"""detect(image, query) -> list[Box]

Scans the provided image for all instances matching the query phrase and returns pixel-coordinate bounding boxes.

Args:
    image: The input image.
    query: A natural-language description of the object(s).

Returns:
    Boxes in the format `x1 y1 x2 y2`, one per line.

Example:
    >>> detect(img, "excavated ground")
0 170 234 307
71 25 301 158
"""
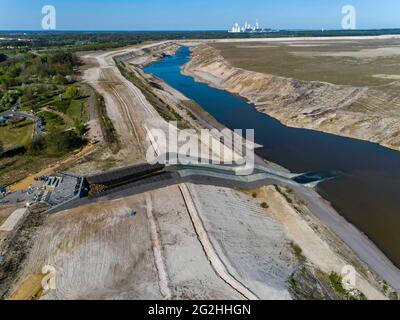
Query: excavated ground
183 41 400 151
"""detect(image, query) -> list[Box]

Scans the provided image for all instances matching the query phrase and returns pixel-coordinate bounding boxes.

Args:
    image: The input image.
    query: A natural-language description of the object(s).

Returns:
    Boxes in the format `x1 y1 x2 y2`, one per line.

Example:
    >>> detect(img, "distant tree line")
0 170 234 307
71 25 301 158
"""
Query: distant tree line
1 29 400 52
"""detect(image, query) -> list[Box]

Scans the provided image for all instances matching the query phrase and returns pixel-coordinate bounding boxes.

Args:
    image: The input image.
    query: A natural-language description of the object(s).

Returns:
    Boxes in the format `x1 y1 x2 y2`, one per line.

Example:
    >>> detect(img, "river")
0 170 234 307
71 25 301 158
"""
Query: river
144 47 400 269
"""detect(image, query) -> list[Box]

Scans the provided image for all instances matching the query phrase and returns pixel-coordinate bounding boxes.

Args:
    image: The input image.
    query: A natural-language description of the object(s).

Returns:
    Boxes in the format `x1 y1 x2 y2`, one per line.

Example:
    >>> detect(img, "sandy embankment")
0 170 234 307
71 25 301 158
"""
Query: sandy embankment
261 186 387 300
9 184 301 300
80 41 244 170
9 182 387 300
182 44 400 151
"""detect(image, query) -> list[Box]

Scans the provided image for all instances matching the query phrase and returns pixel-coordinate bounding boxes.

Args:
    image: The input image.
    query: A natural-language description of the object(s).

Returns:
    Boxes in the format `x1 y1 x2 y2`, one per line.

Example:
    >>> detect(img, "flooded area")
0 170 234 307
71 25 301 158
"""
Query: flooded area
144 47 400 268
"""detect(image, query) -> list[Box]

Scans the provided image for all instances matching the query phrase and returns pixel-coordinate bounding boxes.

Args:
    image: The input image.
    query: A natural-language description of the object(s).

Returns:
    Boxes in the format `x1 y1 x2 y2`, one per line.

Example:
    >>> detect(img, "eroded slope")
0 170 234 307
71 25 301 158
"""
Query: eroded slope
183 44 400 151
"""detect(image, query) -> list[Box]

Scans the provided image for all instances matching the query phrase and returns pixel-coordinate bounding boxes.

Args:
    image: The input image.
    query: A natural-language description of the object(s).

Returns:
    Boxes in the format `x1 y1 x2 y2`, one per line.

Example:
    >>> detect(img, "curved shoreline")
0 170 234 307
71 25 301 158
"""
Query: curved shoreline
181 43 400 153
141 44 400 293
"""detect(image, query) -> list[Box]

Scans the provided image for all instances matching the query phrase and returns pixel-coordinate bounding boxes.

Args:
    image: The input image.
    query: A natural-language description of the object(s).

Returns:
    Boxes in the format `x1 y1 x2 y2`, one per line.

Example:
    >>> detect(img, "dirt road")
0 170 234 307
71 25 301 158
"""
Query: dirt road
81 42 242 167
82 46 160 162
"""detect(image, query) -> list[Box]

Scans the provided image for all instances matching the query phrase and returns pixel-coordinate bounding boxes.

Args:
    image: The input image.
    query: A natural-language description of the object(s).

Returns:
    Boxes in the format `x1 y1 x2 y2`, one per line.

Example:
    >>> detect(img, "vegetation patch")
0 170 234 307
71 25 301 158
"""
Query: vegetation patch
116 62 188 128
290 241 307 263
289 277 298 290
0 120 34 149
67 99 87 123
328 272 348 296
95 92 120 153
37 111 66 132
260 202 269 209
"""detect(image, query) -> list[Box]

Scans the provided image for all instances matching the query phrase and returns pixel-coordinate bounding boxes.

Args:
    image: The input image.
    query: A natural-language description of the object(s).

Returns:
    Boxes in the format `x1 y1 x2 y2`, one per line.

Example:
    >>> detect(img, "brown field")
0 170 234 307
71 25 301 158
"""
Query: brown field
185 41 400 151
211 39 400 87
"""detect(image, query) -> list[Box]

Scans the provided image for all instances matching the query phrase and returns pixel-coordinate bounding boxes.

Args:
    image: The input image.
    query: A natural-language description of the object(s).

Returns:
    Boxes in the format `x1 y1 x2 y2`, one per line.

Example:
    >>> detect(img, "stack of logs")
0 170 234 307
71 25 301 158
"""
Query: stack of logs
89 184 108 196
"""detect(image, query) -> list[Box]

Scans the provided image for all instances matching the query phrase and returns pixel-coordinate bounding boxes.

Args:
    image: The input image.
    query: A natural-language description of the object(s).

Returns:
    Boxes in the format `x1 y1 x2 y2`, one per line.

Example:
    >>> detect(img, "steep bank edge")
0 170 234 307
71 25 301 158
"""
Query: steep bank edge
137 44 396 298
182 44 400 152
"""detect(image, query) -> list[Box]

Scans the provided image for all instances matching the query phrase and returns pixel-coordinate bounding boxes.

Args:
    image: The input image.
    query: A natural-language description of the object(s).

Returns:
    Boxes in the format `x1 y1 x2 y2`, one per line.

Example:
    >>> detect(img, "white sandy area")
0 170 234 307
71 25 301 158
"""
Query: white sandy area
292 46 400 58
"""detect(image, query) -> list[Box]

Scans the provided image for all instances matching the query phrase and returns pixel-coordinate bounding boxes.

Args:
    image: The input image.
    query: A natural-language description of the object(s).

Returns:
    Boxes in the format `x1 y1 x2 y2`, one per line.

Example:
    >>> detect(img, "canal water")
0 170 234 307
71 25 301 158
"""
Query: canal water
144 47 400 268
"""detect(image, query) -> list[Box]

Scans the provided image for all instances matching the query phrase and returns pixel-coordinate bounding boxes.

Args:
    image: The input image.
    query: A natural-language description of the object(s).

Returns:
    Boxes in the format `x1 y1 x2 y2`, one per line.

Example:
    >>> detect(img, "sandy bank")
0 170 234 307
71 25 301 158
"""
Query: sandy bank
182 44 400 152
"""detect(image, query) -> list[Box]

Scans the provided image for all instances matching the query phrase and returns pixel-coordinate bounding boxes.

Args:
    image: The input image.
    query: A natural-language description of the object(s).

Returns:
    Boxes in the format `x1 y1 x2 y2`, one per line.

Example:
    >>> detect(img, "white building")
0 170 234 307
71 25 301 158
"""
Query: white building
230 23 241 33
229 19 264 33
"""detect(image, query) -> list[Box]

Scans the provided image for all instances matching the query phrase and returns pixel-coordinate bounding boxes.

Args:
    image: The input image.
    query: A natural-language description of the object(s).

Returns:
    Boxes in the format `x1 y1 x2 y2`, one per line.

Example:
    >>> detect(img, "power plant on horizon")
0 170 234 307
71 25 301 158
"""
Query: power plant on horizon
229 19 273 33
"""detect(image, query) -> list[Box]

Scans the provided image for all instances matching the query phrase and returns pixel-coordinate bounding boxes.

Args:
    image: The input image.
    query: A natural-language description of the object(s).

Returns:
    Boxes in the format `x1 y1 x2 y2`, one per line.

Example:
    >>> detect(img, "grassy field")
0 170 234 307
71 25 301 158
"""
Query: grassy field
0 154 60 187
211 39 400 87
50 97 89 123
37 94 89 130
66 99 88 123
0 120 33 149
37 111 67 132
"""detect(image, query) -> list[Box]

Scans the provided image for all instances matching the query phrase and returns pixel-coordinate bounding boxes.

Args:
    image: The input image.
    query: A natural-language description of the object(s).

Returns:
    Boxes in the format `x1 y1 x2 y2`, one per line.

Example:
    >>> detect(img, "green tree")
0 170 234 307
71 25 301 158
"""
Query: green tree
74 119 86 137
65 85 79 99
45 130 84 155
0 53 8 63
0 90 21 110
54 74 68 85
0 74 16 90
27 137 45 155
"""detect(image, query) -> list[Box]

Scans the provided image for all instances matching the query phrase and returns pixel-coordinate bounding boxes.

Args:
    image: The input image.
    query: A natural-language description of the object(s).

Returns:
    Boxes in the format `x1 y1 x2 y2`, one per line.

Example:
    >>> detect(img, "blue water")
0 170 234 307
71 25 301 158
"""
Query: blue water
144 47 400 268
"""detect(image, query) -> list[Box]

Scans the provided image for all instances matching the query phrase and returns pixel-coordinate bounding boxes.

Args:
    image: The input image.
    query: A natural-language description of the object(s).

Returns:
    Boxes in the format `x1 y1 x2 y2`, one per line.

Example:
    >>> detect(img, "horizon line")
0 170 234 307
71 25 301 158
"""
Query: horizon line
1 27 400 33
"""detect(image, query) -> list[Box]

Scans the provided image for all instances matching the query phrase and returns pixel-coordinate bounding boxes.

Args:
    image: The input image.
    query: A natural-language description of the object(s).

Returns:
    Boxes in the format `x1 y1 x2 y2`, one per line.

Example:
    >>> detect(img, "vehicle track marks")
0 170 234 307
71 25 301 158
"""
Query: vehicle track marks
179 183 259 300
145 193 172 299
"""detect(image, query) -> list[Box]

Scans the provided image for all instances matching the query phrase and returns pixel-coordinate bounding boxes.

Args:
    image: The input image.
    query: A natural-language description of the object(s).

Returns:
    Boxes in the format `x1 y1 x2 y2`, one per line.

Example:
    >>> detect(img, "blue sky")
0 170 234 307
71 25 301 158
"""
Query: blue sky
0 0 399 31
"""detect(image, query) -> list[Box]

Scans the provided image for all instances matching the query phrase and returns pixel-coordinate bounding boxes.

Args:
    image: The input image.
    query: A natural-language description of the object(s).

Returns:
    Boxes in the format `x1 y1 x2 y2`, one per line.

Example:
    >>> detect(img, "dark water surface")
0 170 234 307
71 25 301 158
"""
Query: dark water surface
144 47 400 268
